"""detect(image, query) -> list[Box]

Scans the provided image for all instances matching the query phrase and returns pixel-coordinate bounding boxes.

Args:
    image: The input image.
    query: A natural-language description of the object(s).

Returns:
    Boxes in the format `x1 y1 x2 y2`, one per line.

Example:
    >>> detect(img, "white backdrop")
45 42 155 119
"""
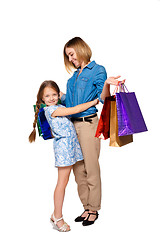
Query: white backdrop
0 0 160 239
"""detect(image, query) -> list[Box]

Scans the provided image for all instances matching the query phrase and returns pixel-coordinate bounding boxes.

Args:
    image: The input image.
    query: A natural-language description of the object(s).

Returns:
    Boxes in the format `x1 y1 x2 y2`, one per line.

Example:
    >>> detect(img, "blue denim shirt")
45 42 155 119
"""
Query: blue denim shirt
61 61 107 118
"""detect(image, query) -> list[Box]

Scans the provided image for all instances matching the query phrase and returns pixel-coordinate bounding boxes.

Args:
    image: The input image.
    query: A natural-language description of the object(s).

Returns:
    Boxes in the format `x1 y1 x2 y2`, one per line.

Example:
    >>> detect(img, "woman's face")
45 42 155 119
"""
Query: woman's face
65 47 81 68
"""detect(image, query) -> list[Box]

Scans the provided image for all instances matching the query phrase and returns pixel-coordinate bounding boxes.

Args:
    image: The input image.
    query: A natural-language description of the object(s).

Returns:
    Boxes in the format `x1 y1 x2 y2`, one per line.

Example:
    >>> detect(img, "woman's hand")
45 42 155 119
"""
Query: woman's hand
60 91 65 99
101 76 126 100
105 75 126 86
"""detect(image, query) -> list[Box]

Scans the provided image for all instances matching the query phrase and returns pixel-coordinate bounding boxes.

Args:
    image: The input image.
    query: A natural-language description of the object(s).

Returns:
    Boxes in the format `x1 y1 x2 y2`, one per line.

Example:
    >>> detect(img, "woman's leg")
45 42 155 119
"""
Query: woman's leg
51 166 72 229
73 117 101 224
73 117 101 212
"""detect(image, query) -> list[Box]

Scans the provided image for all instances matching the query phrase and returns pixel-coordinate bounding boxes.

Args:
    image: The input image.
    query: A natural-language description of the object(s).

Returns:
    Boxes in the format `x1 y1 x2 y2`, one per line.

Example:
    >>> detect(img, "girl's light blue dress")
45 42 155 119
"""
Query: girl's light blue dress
44 104 83 167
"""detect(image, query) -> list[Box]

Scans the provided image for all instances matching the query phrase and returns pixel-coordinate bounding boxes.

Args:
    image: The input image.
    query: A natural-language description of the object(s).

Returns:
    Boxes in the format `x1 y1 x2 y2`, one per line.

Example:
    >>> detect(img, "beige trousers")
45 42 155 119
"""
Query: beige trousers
73 116 101 211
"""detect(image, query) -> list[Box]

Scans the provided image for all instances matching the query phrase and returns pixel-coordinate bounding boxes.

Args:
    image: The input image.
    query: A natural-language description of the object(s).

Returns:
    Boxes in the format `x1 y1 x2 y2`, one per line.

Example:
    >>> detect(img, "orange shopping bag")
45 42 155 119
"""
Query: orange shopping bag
109 98 133 147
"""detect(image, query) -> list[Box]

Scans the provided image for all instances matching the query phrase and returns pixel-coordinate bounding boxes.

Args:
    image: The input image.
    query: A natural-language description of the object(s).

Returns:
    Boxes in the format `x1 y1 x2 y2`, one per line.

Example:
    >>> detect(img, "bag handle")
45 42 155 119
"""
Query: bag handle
112 82 129 95
121 83 129 93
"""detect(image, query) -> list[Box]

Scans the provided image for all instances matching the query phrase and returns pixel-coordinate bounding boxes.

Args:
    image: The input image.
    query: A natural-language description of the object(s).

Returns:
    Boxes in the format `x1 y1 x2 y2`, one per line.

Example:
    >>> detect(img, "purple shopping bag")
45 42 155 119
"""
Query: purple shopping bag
116 85 148 136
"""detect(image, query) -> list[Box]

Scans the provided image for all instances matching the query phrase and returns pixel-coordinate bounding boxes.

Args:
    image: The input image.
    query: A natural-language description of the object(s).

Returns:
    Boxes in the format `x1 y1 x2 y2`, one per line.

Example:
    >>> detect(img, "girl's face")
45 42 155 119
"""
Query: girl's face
42 87 59 106
65 47 81 68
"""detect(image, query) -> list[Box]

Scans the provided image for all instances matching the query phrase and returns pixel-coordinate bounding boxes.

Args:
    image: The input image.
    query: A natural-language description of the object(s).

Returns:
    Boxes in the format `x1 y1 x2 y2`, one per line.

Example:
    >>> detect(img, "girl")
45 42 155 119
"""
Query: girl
29 80 99 232
61 37 124 226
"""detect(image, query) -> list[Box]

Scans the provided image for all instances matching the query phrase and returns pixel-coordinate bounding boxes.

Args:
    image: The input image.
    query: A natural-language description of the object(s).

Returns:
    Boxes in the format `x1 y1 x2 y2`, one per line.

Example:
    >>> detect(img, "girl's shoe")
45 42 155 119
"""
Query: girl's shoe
50 214 70 232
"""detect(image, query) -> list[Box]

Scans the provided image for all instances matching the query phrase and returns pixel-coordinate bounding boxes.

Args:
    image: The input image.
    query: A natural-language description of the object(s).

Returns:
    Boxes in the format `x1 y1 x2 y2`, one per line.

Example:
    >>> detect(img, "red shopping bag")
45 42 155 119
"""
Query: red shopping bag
95 96 112 140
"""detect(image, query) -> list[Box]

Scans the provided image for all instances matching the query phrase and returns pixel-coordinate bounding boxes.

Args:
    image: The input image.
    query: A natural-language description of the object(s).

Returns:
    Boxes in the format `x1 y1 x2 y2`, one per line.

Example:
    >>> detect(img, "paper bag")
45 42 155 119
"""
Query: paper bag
95 96 111 139
116 91 148 136
109 99 133 147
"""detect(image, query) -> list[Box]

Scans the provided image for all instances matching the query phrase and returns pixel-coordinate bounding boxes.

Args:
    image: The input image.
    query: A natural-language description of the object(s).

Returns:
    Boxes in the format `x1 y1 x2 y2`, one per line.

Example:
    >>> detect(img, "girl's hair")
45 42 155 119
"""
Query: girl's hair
29 80 60 143
63 37 92 73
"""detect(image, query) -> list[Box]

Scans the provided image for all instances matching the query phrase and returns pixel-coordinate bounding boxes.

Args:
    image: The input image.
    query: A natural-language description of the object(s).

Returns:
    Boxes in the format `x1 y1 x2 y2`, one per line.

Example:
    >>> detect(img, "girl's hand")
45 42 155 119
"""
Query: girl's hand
105 76 126 86
92 98 99 106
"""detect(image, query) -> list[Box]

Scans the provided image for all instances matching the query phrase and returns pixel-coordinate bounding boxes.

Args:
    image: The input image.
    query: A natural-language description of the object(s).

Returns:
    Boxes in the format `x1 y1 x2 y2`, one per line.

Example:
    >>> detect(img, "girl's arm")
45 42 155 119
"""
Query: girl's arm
52 99 99 117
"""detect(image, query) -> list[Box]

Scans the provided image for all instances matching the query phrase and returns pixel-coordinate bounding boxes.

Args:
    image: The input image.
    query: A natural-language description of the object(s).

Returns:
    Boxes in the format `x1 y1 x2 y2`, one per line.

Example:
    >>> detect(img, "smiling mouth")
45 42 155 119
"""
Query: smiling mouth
72 60 79 67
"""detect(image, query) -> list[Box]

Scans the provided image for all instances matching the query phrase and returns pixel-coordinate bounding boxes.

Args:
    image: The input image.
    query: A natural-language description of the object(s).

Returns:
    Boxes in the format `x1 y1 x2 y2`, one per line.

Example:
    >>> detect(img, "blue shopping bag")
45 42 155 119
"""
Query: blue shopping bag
33 104 53 140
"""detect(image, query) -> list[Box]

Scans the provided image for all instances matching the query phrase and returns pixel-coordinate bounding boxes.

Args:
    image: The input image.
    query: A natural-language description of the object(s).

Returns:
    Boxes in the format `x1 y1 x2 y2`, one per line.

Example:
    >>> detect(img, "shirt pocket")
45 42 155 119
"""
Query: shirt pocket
79 77 89 89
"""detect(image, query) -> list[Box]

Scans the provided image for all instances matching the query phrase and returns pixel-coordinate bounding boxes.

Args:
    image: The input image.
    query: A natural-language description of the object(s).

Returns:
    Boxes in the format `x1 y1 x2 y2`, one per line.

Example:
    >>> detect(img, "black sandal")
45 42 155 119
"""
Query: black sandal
75 209 89 222
82 212 99 226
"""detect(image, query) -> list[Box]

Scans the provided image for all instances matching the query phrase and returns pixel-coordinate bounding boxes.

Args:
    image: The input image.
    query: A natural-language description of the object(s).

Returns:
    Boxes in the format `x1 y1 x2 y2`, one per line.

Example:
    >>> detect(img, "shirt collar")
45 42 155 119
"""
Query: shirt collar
85 60 96 69
77 60 96 72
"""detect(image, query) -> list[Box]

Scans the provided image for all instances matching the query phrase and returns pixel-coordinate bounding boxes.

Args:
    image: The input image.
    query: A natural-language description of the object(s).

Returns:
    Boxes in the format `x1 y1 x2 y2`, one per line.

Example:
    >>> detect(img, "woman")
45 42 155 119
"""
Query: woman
61 37 122 226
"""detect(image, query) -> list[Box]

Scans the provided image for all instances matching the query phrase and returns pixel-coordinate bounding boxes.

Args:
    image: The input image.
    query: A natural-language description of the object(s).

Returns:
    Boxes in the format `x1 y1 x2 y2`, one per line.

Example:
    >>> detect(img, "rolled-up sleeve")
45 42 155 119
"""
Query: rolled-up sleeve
60 94 66 106
93 66 107 104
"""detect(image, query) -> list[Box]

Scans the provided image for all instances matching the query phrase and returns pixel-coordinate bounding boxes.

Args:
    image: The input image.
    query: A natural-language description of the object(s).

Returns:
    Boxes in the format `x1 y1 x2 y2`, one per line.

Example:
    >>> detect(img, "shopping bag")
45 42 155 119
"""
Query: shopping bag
116 85 148 136
109 99 133 147
95 96 111 140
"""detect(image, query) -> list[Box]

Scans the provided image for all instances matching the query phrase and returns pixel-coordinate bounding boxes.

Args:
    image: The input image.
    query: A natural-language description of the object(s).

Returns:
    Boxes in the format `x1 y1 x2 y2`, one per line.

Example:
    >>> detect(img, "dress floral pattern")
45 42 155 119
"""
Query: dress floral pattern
44 104 83 167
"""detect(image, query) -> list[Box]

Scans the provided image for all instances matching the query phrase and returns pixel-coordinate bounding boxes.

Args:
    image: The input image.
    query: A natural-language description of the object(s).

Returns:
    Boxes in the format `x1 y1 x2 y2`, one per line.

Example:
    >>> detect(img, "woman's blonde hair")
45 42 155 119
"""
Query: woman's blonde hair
29 80 60 143
63 37 92 73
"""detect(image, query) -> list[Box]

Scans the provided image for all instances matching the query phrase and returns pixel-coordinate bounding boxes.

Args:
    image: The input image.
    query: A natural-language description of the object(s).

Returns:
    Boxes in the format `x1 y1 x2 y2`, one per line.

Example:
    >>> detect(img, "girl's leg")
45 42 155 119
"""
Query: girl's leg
51 166 72 229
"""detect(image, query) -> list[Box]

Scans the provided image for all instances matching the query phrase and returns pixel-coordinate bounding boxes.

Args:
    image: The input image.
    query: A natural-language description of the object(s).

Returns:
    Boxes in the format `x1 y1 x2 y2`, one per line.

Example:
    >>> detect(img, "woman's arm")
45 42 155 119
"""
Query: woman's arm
101 76 125 100
100 82 111 100
52 99 99 117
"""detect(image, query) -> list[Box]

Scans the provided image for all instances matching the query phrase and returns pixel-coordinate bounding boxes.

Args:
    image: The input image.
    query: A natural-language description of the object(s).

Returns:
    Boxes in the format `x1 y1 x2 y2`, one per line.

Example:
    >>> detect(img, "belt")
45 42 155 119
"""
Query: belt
71 113 97 123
